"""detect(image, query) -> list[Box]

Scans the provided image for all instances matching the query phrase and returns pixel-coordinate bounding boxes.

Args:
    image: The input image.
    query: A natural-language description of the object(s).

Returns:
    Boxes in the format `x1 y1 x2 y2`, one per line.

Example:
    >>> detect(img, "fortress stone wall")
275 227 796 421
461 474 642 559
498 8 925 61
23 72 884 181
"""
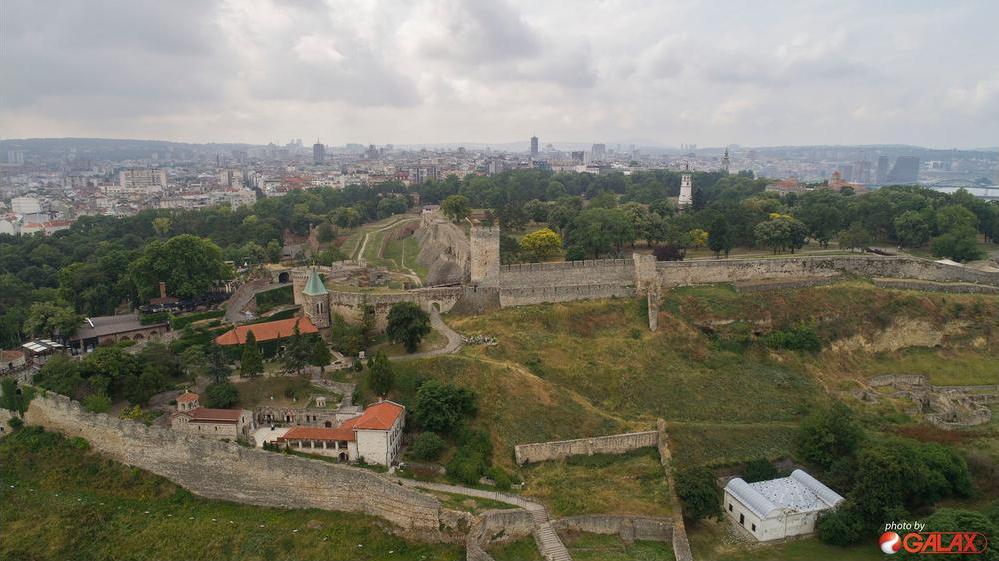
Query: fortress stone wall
514 431 659 465
499 259 635 289
22 392 446 537
552 515 674 543
498 283 635 307
654 256 999 288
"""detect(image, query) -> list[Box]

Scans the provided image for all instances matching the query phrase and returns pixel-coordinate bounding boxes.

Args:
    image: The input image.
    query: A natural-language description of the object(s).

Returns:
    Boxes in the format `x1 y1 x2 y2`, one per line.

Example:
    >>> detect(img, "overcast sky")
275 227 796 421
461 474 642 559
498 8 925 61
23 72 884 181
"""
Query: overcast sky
2 0 997 148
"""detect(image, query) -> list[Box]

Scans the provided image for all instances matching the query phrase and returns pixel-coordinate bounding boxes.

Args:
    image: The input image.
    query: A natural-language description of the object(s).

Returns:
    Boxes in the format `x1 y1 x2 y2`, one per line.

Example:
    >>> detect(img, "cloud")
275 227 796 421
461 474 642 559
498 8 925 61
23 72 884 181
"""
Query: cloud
1 0 997 147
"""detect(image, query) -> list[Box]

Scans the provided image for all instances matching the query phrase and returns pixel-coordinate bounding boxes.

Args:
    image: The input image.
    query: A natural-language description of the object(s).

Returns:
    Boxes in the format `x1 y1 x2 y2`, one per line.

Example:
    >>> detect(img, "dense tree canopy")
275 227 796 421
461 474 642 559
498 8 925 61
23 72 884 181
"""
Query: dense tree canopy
128 234 231 301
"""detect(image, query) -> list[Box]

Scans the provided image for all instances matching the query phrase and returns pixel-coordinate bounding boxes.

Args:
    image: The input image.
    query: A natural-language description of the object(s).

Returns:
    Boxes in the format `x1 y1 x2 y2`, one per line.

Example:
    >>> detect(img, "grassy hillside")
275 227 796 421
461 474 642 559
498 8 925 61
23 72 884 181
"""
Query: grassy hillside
0 427 462 561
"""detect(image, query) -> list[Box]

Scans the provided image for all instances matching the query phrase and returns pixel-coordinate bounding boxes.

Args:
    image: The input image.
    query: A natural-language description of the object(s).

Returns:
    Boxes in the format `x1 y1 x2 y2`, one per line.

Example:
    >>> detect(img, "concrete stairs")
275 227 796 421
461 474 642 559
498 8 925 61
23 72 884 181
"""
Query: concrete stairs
529 506 572 561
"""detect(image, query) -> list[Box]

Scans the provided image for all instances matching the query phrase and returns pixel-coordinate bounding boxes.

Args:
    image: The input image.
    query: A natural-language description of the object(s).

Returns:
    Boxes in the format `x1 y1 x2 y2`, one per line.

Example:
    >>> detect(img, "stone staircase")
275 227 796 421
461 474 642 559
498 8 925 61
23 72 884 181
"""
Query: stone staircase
529 506 572 561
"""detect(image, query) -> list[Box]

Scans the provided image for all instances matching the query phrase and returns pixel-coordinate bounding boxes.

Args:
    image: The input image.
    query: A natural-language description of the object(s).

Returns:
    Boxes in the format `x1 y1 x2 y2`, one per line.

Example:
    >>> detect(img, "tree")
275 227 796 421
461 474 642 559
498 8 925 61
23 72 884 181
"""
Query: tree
0 378 34 416
209 345 230 384
519 228 563 262
687 228 709 249
240 330 264 378
743 459 779 483
817 505 865 546
441 195 470 222
796 403 864 470
316 222 336 243
282 322 310 375
204 381 239 408
411 431 446 461
566 208 635 258
895 509 998 561
931 206 984 262
152 217 172 237
360 299 376 350
128 234 232 301
675 466 721 523
705 215 732 257
797 190 844 248
893 210 931 247
413 380 477 434
23 300 81 339
838 222 872 252
310 338 332 376
386 302 431 353
367 351 394 395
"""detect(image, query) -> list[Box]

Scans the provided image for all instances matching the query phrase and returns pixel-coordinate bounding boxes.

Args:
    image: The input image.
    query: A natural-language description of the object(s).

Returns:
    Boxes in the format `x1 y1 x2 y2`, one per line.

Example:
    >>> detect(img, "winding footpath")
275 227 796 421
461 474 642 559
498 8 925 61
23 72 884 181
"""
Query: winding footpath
388 309 462 361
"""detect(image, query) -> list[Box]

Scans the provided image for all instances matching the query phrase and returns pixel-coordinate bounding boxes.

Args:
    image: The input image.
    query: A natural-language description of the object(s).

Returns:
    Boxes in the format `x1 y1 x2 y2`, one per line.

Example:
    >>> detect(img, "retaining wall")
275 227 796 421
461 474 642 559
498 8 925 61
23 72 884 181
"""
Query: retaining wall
22 393 445 537
873 278 999 294
514 431 658 465
499 284 635 307
552 515 674 543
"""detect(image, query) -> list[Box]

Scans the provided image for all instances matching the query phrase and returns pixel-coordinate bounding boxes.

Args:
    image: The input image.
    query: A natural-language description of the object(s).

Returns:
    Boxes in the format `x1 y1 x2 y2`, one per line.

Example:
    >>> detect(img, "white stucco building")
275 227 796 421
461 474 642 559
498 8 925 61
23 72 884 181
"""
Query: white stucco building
276 400 405 466
723 469 844 541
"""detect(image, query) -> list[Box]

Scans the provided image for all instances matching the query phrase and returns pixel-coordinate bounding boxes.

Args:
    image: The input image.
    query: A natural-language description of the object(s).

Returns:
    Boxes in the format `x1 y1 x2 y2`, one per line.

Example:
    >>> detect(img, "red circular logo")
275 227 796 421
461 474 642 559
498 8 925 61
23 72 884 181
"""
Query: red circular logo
880 532 902 554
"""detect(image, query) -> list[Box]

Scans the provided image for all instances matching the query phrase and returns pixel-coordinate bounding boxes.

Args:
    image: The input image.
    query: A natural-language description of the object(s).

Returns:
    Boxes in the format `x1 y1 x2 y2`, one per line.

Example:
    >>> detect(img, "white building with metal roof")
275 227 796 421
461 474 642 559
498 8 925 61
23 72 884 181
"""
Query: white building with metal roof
723 469 844 541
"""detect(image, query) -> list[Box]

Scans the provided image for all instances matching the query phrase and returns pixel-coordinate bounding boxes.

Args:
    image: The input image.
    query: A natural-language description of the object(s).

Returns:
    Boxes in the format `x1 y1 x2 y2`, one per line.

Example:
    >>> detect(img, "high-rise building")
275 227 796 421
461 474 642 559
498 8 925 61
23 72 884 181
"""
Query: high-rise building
570 151 586 163
119 168 167 190
854 160 872 184
6 150 24 165
591 143 606 161
313 140 325 165
886 156 920 184
530 136 539 157
875 156 890 184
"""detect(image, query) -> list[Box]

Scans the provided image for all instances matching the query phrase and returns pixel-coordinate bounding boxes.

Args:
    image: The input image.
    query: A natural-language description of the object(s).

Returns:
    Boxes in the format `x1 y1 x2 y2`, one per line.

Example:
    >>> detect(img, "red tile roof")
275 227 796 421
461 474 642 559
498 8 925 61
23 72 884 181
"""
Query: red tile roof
214 316 317 346
177 392 199 403
186 408 244 423
351 401 404 431
279 426 356 442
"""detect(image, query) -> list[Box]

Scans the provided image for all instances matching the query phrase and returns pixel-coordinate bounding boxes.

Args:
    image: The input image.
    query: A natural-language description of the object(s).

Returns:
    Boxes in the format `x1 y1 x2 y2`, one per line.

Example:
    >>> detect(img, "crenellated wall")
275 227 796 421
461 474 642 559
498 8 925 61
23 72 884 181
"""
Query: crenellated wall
22 392 447 538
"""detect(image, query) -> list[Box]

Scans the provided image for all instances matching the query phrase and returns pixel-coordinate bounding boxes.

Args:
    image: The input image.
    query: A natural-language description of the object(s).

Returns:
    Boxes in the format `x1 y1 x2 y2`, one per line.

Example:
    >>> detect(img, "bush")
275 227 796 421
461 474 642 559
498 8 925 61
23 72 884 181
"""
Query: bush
411 432 446 461
445 429 492 486
765 324 821 352
205 381 239 408
795 402 864 470
675 466 720 523
83 393 112 413
817 505 865 546
8 417 23 430
413 381 477 434
742 459 779 483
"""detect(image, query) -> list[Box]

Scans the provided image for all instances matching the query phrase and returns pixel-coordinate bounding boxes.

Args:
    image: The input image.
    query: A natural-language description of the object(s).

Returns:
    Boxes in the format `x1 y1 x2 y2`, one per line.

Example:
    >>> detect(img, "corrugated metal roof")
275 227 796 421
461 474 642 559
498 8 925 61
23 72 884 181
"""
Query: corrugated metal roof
790 469 845 507
726 477 778 518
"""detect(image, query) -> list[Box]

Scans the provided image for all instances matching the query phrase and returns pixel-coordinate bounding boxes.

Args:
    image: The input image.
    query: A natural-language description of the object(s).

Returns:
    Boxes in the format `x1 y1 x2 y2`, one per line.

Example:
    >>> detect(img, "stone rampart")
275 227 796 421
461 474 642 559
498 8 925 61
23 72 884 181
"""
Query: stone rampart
327 286 466 329
499 259 635 289
873 278 999 294
23 392 445 537
552 515 674 543
656 256 999 288
514 431 658 465
499 284 635 308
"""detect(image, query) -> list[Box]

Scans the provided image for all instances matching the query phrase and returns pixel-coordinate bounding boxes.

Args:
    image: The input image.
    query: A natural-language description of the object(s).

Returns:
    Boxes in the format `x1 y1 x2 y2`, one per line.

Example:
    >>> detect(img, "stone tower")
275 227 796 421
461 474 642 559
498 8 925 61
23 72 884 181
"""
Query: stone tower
469 220 500 287
301 267 330 328
678 164 693 209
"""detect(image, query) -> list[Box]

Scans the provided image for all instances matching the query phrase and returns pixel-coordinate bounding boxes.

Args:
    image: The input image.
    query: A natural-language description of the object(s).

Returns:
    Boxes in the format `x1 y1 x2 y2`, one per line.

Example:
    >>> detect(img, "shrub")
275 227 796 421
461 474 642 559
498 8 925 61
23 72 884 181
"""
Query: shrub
83 393 112 413
675 466 720 523
795 402 864 470
8 417 23 430
205 381 239 408
742 458 779 483
765 324 821 352
817 505 865 546
411 432 446 461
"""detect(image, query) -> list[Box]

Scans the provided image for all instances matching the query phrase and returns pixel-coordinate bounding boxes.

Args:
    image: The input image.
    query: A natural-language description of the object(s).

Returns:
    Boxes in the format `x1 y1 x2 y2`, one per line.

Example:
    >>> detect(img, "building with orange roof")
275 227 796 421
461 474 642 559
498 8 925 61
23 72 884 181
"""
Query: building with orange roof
171 406 254 440
276 400 405 465
176 390 200 412
214 316 317 346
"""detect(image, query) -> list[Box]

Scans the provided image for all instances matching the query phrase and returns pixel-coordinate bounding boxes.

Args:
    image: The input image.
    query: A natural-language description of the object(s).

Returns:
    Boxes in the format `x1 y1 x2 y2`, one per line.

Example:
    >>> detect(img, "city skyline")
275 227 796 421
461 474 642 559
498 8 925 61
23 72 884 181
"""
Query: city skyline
2 0 998 149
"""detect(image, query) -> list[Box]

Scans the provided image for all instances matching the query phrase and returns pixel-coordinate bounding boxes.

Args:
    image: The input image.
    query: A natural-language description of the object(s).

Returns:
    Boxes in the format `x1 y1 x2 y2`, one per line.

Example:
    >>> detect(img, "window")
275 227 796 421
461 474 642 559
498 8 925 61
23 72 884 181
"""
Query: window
739 513 744 526
751 523 756 532
728 504 733 512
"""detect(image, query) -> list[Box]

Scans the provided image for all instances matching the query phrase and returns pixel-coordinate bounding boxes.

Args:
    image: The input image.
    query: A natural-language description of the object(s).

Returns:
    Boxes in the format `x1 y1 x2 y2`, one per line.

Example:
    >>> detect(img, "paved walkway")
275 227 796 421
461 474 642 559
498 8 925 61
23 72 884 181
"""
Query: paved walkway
387 309 462 361
391 478 572 561
224 279 284 323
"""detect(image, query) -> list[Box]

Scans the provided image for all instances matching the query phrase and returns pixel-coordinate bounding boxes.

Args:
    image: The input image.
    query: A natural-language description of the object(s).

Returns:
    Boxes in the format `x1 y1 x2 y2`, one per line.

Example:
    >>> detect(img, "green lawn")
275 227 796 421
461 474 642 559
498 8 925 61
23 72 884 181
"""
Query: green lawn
255 285 294 313
665 422 798 469
522 449 673 518
0 427 462 561
561 532 676 561
234 375 337 409
383 235 429 280
487 536 543 561
859 347 999 386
